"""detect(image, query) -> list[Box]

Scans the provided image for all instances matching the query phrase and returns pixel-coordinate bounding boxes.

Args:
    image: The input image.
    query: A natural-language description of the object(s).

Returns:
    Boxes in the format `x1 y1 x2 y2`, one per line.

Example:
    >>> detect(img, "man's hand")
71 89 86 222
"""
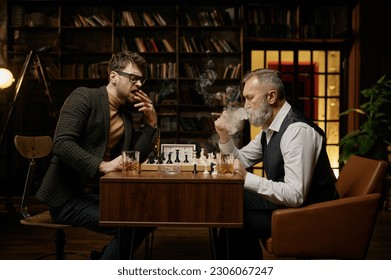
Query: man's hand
214 110 231 144
99 155 122 174
133 90 158 127
234 158 247 178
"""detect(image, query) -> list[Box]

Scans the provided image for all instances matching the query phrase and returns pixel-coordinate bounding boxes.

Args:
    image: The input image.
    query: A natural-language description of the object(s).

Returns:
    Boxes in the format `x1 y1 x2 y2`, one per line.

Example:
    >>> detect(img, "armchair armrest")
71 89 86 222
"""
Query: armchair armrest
268 193 381 259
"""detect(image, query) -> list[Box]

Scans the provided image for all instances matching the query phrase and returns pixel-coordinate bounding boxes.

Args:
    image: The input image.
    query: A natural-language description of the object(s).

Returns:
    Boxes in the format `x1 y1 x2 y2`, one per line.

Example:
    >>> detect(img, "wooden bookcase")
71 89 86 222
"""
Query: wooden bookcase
6 0 243 153
5 1 356 151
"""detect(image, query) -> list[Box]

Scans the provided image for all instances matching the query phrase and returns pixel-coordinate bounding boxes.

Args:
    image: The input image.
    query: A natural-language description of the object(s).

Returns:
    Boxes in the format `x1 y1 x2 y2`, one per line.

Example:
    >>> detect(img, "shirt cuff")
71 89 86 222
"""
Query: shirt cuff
244 172 263 193
218 138 235 152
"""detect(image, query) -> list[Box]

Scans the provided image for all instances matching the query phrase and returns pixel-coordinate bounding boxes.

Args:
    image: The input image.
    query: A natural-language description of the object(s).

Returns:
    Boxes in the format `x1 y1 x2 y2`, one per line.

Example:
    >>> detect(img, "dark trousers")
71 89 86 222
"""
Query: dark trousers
49 193 155 259
216 190 282 260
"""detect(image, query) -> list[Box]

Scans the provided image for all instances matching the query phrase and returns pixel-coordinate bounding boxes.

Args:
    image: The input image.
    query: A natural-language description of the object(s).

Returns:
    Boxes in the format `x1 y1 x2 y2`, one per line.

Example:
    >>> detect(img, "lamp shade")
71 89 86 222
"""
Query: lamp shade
0 68 14 89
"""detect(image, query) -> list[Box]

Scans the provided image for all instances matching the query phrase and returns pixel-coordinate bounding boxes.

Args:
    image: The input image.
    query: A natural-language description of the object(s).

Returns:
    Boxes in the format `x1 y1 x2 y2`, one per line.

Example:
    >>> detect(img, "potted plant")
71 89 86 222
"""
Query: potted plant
339 75 391 163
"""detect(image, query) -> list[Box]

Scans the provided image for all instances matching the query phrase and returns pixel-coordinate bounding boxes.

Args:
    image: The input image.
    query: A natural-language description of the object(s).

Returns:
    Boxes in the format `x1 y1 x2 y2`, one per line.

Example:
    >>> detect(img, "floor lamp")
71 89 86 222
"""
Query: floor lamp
0 68 14 90
0 49 53 147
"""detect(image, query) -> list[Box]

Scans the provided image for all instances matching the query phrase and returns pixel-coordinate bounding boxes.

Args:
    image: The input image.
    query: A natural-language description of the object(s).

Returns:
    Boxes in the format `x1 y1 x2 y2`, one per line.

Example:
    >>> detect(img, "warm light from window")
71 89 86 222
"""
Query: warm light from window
0 68 15 90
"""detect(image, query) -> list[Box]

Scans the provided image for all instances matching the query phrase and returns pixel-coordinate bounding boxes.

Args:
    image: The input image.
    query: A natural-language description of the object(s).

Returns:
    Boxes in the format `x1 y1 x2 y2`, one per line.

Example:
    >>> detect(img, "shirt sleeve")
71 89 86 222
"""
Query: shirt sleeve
244 122 323 207
219 132 264 169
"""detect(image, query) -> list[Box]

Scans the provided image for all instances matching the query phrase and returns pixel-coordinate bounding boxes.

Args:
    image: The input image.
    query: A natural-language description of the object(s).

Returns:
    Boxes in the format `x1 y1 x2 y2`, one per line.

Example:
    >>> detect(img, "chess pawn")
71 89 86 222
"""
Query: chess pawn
211 163 218 176
192 163 198 174
203 163 209 175
166 152 173 164
175 149 180 163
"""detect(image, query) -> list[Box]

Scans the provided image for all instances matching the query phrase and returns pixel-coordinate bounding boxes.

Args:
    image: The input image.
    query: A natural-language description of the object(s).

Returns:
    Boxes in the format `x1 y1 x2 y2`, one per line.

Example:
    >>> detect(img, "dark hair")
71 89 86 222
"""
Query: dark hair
242 68 285 100
108 51 146 73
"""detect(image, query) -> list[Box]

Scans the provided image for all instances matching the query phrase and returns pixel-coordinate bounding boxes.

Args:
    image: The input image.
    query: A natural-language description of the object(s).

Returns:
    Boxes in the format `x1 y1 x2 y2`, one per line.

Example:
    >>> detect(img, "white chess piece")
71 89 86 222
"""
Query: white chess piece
203 163 209 175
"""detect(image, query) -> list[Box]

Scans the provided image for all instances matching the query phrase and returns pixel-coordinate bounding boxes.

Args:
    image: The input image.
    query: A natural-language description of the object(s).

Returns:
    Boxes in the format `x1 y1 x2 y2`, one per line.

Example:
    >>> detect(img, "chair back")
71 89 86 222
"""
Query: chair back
14 135 52 159
336 155 388 198
14 135 52 218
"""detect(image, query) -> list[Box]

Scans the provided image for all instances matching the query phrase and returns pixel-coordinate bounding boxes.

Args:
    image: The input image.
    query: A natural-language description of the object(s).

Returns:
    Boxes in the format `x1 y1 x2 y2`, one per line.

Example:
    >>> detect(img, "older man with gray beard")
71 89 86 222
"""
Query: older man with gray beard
214 68 338 259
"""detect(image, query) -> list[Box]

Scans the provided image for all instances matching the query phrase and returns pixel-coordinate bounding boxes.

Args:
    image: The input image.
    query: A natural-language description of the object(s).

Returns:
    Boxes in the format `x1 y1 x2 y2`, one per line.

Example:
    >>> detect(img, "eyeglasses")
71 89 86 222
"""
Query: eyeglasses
116 71 145 85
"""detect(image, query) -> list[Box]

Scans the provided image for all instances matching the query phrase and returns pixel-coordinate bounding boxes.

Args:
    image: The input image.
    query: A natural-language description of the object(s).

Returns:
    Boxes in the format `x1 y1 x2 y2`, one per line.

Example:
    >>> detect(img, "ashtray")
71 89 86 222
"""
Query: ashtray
158 164 181 175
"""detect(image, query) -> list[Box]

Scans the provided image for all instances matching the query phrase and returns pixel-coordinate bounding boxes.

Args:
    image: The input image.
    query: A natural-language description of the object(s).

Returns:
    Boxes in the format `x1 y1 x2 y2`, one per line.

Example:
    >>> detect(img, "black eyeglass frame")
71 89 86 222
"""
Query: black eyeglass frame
115 71 145 85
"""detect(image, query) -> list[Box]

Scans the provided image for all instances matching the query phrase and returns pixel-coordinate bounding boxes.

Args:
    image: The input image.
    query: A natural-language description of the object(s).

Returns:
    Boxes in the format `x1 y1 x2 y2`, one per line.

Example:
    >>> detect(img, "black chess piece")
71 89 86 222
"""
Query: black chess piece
147 152 155 164
175 149 180 163
210 162 216 175
166 152 173 164
184 154 189 163
192 164 198 174
157 153 164 164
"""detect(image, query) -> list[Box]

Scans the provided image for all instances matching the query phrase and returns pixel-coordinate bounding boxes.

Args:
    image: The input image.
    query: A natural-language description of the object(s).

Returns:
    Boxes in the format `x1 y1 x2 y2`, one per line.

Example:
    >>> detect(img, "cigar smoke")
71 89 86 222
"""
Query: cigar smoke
219 107 249 135
195 59 217 105
195 57 248 135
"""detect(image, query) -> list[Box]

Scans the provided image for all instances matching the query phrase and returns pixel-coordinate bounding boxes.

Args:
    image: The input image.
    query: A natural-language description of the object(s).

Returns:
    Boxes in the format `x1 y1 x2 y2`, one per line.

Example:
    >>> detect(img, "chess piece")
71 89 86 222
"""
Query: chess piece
175 149 180 162
157 153 164 164
147 152 155 164
184 154 189 163
211 163 218 176
166 152 173 164
192 164 198 174
203 163 209 175
209 162 215 175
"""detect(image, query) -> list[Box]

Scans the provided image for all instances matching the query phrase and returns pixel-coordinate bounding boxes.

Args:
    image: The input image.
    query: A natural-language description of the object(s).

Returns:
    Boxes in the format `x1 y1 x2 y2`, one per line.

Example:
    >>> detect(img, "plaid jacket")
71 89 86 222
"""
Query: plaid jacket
36 86 158 207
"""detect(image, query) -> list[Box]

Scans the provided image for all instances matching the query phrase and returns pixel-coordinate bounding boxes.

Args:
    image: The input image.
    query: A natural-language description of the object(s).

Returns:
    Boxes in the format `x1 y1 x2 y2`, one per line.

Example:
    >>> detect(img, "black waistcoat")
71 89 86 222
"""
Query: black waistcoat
263 108 338 205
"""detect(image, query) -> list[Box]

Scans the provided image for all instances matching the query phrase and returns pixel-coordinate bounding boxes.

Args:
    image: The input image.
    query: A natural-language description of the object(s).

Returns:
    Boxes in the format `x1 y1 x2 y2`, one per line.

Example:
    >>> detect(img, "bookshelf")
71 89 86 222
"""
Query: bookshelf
6 1 356 153
244 1 354 39
6 1 243 153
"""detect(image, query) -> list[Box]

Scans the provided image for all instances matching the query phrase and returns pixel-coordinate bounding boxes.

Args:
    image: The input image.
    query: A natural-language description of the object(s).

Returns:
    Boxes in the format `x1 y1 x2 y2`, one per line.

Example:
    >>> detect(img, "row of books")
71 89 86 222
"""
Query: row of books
179 9 234 27
24 12 59 27
118 11 168 27
121 37 175 53
182 63 241 79
65 13 112 27
246 5 350 38
61 62 109 79
145 62 177 79
182 63 201 79
179 37 237 53
222 63 241 79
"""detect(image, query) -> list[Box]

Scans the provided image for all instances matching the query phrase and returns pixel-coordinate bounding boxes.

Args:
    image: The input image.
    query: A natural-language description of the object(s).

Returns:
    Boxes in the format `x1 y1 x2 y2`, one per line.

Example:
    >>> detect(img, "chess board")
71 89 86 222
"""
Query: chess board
141 159 210 172
141 143 214 172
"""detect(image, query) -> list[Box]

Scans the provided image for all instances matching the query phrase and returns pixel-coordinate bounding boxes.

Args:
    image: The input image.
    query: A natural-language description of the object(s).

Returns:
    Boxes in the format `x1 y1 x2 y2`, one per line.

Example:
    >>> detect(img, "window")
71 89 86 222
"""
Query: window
249 49 342 176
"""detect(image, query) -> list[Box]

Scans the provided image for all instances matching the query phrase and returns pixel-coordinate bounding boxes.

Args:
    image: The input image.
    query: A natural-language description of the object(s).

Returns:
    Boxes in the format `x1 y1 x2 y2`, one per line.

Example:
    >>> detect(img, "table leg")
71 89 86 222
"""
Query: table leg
225 229 230 259
209 228 218 259
117 227 124 260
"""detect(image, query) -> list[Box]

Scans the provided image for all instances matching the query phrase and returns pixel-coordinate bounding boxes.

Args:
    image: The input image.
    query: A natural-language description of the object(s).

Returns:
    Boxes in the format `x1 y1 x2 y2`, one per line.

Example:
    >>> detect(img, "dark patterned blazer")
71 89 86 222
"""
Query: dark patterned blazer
36 86 158 207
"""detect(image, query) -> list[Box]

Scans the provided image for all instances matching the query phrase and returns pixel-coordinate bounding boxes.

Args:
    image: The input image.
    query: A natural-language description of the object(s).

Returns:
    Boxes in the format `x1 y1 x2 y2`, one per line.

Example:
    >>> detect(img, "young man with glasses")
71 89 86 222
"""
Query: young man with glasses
36 51 159 259
214 68 338 259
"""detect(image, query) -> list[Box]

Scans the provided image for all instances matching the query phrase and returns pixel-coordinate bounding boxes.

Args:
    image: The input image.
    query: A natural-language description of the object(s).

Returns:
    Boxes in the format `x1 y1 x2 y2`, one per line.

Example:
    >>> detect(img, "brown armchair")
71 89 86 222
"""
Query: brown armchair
262 155 388 259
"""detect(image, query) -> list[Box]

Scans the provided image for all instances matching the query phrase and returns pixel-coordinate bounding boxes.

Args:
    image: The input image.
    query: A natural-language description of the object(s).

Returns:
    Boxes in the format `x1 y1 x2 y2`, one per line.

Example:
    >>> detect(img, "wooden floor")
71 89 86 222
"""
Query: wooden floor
1 196 390 260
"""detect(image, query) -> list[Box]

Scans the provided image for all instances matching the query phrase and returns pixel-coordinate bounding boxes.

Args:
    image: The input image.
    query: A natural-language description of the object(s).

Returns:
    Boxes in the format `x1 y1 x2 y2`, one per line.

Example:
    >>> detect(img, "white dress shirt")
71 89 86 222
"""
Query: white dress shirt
219 102 323 207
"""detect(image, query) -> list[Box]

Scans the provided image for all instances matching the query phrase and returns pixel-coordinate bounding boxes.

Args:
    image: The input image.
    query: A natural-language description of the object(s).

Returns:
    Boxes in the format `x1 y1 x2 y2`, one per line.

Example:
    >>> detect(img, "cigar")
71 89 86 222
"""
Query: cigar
133 90 153 104
211 112 222 118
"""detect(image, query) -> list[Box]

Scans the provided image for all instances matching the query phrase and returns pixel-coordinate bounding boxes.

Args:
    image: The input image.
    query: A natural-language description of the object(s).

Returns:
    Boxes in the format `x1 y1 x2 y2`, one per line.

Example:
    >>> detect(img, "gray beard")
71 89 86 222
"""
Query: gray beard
249 102 272 127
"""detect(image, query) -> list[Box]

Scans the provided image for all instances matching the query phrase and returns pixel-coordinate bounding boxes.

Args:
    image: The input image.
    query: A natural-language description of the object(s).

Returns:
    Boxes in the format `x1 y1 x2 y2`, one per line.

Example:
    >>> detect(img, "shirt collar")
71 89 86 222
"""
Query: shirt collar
267 101 291 134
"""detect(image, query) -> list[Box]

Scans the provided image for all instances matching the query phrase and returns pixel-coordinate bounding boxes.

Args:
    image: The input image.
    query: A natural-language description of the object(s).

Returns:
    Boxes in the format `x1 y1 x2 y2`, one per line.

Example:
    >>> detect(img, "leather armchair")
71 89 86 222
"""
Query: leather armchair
262 155 388 259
